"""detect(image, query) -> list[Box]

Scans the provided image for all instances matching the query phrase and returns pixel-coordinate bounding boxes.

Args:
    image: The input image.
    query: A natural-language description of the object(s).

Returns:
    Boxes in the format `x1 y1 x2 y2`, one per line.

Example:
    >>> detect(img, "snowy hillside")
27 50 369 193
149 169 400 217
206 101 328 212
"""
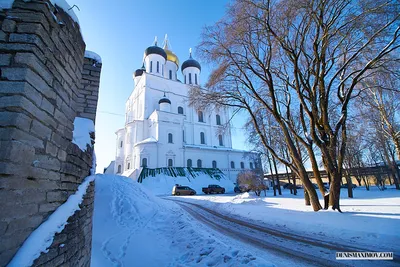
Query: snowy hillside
139 168 236 196
91 174 273 266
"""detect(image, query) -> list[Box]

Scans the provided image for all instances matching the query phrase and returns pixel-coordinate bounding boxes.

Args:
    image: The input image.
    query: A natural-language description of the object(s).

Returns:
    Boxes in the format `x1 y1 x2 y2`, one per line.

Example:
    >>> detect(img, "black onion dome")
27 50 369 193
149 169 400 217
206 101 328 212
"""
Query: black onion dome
144 46 167 60
134 68 144 77
181 58 201 72
158 97 171 104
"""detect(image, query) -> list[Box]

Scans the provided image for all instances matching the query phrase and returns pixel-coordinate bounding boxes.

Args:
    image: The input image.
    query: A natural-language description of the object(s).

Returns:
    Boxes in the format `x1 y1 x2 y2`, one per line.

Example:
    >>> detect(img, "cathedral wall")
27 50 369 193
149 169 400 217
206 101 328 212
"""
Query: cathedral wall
0 1 100 266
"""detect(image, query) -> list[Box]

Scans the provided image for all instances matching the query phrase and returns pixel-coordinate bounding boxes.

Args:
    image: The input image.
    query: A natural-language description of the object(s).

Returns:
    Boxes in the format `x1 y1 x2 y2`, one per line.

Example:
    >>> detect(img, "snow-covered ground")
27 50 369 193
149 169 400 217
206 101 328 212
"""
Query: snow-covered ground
173 187 400 253
140 172 235 196
91 174 273 266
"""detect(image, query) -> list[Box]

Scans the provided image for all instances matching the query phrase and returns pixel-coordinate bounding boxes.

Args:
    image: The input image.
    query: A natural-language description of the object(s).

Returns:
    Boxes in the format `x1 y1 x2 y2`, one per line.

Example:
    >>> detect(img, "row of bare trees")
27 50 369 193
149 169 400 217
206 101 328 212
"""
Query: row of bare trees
189 0 400 212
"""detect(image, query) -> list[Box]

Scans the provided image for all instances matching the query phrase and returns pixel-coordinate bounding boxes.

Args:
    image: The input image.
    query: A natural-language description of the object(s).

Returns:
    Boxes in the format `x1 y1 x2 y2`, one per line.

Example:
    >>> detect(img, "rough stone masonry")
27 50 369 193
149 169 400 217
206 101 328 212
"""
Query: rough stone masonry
0 1 101 266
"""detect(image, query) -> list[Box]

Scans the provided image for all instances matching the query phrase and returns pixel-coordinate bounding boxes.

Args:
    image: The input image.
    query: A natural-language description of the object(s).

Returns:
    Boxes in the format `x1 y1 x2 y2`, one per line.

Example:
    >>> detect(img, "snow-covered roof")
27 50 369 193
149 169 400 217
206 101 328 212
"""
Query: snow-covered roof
84 50 102 63
135 137 158 146
0 0 79 24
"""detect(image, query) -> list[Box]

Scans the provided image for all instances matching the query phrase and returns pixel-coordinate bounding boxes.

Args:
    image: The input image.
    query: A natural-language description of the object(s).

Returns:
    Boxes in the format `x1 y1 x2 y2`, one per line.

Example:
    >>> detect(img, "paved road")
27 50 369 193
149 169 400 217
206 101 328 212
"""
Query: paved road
170 199 400 267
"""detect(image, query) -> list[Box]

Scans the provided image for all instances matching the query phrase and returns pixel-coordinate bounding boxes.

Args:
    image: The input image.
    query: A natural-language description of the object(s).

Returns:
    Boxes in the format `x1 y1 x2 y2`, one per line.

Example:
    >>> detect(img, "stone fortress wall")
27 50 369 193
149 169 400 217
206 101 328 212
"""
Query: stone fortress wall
0 1 101 266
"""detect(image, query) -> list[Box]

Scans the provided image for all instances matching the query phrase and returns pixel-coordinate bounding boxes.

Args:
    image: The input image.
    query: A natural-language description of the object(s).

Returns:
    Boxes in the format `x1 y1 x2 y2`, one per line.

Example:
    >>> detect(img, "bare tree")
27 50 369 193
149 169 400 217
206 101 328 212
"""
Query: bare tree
237 170 268 196
192 0 400 212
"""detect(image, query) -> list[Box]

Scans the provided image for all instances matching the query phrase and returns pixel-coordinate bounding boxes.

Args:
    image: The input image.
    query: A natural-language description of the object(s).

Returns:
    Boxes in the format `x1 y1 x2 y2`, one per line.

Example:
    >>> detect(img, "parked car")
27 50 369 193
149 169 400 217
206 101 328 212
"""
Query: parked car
234 185 251 193
202 184 225 194
341 183 357 189
172 185 196 196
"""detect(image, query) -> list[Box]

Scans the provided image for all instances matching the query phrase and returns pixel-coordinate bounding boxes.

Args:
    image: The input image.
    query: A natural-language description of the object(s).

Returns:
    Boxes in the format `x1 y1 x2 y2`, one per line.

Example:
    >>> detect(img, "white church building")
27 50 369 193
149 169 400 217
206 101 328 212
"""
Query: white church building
113 36 261 181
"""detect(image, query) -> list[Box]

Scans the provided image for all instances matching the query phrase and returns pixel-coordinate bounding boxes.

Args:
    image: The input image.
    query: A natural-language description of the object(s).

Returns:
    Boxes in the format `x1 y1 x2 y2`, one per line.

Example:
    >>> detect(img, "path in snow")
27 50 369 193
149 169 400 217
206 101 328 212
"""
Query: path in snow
91 174 274 267
170 199 400 267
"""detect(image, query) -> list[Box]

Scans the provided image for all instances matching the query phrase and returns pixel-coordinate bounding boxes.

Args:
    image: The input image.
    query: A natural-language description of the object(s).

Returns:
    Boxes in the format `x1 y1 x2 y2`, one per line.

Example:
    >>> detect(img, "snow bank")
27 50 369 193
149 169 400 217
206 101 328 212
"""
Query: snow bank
72 117 95 152
9 175 96 267
84 50 102 63
140 171 235 196
178 187 400 253
91 174 273 266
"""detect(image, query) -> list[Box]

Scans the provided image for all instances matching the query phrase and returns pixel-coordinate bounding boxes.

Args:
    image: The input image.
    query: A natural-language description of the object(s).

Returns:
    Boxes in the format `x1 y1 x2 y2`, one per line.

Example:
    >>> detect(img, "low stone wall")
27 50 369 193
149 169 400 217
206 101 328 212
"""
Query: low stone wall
0 0 101 266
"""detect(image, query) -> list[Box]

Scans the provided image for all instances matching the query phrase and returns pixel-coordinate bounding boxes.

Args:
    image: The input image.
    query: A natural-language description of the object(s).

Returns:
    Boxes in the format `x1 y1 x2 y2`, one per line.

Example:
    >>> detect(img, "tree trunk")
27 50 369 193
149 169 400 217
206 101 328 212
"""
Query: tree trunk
304 190 310 206
382 143 400 190
285 165 293 194
306 145 326 195
272 156 282 195
328 171 342 212
266 152 277 196
292 174 297 195
345 170 353 198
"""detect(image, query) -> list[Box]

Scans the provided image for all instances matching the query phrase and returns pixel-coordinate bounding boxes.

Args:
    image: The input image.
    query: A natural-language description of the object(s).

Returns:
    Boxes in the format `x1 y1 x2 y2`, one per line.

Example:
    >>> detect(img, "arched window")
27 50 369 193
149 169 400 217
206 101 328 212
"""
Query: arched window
240 162 244 169
198 111 204 122
195 73 198 85
197 159 202 168
127 163 131 169
120 141 123 148
182 130 185 142
216 114 221 125
168 133 173 143
189 73 192 84
142 158 147 167
250 162 253 169
218 135 223 146
184 75 186 84
117 165 121 173
212 160 217 168
168 159 173 167
169 70 172 79
200 132 205 144
231 161 235 169
187 159 192 167
178 106 184 114
150 61 153 72
157 61 159 73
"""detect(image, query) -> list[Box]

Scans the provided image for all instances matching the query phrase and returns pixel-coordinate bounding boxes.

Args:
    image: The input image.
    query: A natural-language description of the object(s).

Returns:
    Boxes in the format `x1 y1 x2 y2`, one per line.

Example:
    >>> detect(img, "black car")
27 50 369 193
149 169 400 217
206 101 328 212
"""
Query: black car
283 183 302 189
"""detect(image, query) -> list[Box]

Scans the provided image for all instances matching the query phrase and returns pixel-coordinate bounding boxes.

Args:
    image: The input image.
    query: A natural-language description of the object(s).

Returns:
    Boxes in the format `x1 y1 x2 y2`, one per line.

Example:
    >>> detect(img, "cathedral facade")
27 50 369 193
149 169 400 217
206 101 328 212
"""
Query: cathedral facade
114 37 260 181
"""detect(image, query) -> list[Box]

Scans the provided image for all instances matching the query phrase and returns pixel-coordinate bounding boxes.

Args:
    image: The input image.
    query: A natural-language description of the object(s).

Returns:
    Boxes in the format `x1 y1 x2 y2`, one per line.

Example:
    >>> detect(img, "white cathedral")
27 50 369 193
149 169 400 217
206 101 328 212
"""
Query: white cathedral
113 36 261 181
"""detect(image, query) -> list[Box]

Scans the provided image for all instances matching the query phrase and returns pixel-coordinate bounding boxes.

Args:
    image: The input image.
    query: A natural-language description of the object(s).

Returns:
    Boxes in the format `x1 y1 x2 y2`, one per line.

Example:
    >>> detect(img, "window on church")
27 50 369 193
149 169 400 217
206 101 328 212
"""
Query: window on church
231 161 235 169
168 159 173 167
200 132 205 144
157 61 159 73
250 162 253 169
127 163 130 169
142 158 147 167
178 106 184 114
183 130 185 142
117 165 121 173
240 162 244 169
212 160 217 168
168 133 173 143
189 73 192 84
169 70 172 80
120 141 123 148
216 115 221 125
197 159 202 168
195 73 198 85
150 61 153 72
187 159 192 167
218 135 223 146
184 75 186 84
198 111 204 122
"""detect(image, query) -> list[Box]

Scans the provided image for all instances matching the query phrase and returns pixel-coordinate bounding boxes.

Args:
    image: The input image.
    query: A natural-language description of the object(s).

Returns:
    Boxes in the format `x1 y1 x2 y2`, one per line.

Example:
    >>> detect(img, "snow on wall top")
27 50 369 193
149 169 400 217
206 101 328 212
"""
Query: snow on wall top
8 175 96 267
72 117 95 151
84 50 102 63
0 0 79 24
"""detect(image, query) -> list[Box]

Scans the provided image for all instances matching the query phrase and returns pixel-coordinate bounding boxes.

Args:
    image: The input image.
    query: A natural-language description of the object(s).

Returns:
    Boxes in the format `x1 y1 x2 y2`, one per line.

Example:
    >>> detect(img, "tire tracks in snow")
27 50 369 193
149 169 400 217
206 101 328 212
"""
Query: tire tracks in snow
170 199 400 267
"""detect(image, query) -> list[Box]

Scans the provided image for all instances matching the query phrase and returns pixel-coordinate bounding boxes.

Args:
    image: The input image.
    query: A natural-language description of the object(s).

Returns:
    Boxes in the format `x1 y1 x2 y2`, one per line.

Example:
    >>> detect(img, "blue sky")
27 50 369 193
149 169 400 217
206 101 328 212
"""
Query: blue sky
72 0 249 172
